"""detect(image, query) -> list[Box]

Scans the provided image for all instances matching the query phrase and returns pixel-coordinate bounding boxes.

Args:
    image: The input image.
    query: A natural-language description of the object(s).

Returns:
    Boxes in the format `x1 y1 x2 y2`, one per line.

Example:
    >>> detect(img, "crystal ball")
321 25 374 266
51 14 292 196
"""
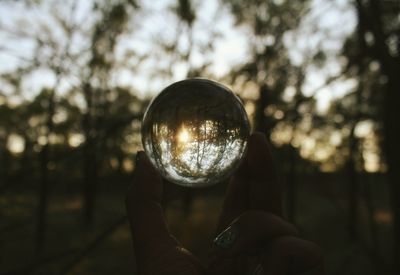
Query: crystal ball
141 79 250 187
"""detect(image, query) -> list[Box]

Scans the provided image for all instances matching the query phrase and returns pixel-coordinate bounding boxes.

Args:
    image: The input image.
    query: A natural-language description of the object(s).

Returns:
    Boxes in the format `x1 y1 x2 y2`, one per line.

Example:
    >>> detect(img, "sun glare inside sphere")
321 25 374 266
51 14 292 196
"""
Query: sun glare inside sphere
177 127 190 143
141 79 250 187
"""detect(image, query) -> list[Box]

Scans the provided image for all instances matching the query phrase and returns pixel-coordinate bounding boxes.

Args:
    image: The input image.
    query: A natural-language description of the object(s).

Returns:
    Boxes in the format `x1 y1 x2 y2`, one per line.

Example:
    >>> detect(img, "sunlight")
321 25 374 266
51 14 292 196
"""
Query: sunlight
177 127 191 144
355 120 373 138
68 133 85 147
7 134 25 154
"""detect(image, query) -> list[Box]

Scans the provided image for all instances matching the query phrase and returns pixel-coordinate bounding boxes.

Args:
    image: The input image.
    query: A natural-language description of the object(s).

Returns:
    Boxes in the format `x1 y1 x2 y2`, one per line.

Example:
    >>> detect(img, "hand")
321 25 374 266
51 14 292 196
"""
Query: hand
126 132 324 275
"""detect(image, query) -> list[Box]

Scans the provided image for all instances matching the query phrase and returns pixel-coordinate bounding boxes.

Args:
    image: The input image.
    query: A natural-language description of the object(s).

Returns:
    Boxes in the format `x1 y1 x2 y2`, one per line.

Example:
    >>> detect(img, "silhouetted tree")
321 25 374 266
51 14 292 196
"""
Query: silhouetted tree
223 0 312 222
347 1 400 273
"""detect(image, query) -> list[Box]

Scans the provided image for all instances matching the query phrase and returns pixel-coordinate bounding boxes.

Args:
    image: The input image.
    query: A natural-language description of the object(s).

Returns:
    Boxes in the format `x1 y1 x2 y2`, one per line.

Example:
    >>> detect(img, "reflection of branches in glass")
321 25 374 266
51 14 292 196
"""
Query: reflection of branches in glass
142 79 249 187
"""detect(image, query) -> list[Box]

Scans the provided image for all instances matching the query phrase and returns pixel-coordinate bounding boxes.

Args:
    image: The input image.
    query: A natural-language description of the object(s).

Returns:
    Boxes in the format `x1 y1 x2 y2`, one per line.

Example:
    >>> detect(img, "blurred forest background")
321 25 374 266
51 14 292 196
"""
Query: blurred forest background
0 0 399 274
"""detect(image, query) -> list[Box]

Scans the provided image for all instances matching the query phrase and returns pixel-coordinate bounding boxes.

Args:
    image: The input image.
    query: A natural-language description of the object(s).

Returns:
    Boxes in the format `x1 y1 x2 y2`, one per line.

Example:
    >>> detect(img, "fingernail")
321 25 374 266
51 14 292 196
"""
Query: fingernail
213 226 238 249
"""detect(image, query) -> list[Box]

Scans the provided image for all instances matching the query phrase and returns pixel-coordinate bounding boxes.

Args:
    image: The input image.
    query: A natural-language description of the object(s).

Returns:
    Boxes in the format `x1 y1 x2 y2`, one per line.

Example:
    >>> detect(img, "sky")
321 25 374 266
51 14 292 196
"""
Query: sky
0 0 250 99
1 0 380 172
0 0 356 105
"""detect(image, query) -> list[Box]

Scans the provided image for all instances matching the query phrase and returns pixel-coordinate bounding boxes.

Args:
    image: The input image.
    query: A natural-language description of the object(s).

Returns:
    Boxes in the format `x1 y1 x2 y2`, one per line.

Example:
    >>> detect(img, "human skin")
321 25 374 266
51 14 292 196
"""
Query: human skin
126 132 324 275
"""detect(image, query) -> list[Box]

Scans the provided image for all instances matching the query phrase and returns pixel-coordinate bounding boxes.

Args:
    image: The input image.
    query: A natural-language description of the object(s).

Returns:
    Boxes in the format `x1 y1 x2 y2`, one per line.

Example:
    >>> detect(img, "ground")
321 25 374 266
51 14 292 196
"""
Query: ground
0 173 393 274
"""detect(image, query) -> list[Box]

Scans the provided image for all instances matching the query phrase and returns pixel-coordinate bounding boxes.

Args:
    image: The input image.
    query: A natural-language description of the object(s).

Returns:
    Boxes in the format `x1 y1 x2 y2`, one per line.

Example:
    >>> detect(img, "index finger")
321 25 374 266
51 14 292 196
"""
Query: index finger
125 152 179 272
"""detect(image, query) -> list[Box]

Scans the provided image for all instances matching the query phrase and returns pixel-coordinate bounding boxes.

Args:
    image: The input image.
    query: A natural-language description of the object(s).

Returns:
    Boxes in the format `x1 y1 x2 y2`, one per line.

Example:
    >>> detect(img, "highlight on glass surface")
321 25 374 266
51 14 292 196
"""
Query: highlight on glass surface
141 79 250 187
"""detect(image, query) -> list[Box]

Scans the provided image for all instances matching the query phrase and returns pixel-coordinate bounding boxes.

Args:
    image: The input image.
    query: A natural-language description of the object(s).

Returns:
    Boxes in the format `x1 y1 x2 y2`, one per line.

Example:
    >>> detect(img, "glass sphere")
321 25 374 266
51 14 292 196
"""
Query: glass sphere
141 79 250 187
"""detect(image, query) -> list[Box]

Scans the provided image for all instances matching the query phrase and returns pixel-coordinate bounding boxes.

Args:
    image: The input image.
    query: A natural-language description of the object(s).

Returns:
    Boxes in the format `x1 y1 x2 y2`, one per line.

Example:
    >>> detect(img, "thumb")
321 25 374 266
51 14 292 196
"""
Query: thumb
215 132 282 234
126 151 179 272
246 132 282 215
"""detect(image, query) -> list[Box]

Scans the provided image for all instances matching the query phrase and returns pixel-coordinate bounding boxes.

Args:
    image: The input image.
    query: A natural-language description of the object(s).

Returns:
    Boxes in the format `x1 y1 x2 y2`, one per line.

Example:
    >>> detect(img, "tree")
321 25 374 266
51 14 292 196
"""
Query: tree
352 1 400 273
222 0 312 222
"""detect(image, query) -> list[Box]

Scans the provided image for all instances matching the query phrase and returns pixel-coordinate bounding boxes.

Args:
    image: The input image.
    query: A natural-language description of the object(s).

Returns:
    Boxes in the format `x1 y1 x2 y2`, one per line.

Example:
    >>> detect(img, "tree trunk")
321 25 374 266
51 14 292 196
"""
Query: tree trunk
346 129 358 241
363 175 384 274
359 0 400 271
384 70 400 275
354 0 398 271
36 143 49 251
0 138 9 188
286 145 297 224
35 91 55 252
83 133 98 225
82 83 97 225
